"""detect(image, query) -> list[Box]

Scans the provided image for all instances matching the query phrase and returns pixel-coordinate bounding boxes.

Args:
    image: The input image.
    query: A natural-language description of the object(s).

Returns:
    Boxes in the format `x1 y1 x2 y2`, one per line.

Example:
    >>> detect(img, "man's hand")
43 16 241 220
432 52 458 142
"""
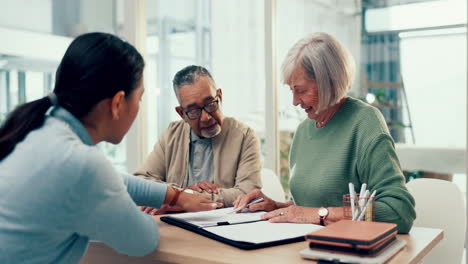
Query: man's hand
176 192 223 212
186 181 219 194
232 189 279 212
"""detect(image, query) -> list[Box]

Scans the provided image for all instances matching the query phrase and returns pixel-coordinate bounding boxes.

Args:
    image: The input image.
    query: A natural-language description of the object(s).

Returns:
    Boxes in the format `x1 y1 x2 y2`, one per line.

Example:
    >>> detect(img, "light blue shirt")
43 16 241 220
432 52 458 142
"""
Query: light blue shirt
0 106 167 264
187 130 214 186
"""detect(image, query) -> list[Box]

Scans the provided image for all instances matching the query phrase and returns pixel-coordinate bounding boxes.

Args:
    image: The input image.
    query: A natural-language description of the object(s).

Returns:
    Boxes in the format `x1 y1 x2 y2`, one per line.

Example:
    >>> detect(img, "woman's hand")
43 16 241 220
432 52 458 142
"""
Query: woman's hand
175 191 222 212
140 205 183 216
261 205 317 224
233 189 279 212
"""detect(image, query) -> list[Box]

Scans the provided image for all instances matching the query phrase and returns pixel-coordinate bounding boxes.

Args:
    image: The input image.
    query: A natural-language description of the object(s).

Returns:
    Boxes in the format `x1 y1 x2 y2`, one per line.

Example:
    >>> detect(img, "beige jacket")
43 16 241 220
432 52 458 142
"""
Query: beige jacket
134 117 262 206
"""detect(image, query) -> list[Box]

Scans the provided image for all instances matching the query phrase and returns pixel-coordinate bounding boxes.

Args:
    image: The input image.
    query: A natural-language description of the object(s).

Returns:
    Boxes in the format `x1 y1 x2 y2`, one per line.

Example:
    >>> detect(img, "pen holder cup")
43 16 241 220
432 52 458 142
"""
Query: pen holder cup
343 194 375 222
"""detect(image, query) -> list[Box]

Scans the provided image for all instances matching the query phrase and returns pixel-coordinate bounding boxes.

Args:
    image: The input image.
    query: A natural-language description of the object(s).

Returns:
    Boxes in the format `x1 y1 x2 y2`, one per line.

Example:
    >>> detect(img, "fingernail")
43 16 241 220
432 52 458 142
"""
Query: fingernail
211 203 217 208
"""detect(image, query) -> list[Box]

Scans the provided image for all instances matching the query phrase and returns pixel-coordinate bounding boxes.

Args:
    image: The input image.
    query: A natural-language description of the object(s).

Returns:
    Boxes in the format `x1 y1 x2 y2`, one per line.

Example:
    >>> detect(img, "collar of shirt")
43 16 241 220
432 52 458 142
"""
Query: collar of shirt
46 106 94 146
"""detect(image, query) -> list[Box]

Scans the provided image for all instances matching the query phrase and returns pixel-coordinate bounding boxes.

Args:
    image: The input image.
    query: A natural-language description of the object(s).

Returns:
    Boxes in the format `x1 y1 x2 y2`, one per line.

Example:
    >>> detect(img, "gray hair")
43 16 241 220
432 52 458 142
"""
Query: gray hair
172 65 216 100
281 32 355 112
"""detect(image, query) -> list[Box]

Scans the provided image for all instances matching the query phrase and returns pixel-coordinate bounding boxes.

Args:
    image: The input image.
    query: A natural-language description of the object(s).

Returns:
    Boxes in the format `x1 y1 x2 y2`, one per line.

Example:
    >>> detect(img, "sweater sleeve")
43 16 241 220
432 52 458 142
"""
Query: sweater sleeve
121 172 167 208
358 133 416 233
216 127 262 206
74 148 160 256
133 129 169 184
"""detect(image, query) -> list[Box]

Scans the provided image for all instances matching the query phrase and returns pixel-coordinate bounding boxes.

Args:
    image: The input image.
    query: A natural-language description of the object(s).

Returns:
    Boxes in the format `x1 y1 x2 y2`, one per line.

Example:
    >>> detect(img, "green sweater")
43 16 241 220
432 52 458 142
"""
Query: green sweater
289 97 415 233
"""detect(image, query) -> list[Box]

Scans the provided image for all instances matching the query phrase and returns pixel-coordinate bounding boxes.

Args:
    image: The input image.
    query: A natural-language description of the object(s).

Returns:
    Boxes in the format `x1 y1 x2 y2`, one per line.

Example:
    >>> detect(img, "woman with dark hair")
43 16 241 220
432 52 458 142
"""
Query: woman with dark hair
0 32 220 264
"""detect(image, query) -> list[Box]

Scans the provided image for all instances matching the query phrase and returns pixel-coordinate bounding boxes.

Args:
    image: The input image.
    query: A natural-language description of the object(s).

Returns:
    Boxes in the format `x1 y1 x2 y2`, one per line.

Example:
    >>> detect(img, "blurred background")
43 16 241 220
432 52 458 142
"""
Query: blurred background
0 0 465 202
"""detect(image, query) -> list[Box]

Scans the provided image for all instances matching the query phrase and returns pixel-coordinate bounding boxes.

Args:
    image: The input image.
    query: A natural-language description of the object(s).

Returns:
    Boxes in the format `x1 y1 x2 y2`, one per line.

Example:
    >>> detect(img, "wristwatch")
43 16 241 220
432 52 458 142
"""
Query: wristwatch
318 207 329 226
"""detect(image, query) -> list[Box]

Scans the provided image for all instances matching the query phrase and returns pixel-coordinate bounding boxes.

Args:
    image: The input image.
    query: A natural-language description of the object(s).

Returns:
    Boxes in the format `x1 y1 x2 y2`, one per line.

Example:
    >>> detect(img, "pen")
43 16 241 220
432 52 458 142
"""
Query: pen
211 180 215 201
348 183 356 220
357 183 367 217
356 190 376 221
230 197 264 214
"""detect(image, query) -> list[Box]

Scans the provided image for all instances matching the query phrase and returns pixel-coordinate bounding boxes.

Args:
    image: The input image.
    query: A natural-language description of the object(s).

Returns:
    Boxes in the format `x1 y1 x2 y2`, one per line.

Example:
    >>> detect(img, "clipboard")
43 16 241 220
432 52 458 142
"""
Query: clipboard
161 208 322 250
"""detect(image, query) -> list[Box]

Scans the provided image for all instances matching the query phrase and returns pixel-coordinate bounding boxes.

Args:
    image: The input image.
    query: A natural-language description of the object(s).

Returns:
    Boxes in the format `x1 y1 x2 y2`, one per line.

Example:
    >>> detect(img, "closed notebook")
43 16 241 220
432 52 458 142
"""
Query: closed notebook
305 220 398 256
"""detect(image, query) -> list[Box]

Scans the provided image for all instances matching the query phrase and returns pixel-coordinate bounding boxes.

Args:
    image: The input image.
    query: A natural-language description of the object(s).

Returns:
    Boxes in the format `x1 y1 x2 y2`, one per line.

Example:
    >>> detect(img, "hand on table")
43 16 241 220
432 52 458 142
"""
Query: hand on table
233 189 278 212
260 205 316 224
186 181 219 194
176 191 222 212
140 205 183 216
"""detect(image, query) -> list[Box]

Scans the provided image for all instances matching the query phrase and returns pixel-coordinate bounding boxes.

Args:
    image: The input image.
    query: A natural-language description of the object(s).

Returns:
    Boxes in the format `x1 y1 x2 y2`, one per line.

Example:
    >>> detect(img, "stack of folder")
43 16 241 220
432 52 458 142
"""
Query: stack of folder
300 220 406 263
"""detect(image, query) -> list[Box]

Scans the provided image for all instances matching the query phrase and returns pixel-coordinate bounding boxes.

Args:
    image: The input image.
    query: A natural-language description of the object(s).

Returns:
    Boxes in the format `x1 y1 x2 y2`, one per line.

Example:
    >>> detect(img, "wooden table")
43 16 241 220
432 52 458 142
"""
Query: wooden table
81 216 443 264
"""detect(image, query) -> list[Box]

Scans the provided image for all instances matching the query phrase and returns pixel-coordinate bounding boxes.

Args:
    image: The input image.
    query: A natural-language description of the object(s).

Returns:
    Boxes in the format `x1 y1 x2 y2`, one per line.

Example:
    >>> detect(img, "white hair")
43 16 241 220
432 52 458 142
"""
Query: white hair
281 32 356 112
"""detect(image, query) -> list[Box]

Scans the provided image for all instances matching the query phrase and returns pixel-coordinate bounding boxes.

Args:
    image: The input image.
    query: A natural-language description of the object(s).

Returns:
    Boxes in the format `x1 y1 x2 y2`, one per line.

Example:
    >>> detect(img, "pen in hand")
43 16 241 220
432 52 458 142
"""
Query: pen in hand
211 180 215 201
230 197 264 214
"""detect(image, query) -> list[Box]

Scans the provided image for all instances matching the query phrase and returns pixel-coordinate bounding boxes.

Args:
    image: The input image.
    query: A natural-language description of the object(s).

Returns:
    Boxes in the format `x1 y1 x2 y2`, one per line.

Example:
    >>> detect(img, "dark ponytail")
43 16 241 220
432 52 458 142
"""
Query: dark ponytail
0 98 52 160
0 32 144 161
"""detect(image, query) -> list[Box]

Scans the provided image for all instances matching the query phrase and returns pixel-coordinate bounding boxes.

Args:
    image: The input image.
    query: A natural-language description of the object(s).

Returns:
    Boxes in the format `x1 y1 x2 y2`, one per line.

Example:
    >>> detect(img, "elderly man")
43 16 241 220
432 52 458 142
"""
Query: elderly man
135 65 262 207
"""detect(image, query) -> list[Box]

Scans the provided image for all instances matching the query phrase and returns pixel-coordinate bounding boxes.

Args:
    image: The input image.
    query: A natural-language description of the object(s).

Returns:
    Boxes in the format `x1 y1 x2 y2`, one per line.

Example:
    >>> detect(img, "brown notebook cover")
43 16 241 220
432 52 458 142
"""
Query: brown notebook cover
305 220 397 253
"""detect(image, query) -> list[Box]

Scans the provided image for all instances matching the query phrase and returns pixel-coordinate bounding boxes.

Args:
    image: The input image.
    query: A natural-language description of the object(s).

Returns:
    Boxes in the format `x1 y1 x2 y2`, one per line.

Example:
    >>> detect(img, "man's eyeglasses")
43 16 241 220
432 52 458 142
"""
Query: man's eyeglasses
183 96 220 120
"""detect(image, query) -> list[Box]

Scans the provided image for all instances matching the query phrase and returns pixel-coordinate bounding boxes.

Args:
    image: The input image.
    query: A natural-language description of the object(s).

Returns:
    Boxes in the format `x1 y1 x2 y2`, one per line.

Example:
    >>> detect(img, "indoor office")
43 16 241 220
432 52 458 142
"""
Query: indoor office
0 0 466 263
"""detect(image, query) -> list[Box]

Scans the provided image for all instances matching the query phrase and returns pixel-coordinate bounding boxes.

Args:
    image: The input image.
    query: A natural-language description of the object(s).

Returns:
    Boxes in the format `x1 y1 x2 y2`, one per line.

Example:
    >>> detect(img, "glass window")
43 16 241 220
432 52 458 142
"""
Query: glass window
211 0 266 148
0 0 127 170
145 0 210 151
400 28 466 148
145 0 268 187
364 0 466 197
365 0 467 33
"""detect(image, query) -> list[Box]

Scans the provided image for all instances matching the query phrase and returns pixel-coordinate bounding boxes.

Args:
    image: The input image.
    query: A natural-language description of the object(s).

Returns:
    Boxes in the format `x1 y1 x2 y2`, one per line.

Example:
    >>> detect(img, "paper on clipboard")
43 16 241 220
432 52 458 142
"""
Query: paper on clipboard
172 207 264 227
163 207 323 245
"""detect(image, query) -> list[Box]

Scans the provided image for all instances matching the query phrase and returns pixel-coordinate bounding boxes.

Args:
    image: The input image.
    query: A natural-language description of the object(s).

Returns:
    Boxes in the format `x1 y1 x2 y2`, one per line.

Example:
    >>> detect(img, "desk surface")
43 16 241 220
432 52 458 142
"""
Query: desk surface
81 216 443 264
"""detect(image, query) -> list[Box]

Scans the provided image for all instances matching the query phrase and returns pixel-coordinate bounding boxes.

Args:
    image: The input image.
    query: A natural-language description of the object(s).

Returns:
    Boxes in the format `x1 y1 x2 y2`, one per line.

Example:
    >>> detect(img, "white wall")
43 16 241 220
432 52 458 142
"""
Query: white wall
401 31 466 147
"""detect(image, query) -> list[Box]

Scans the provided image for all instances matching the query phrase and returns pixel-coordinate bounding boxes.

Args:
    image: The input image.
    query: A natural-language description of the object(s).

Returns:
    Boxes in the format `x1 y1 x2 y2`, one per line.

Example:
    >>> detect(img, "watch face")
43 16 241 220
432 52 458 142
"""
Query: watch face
318 207 328 217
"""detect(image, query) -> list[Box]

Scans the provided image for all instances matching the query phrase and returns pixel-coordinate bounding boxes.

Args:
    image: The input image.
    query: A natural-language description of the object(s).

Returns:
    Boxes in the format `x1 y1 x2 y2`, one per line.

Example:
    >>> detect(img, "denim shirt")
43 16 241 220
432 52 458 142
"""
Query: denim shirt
0 106 167 264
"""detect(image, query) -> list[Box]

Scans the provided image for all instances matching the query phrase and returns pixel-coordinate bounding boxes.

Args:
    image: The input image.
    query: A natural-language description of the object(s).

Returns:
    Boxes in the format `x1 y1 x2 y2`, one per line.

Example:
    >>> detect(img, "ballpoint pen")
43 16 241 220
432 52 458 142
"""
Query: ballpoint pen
211 180 215 201
229 197 264 214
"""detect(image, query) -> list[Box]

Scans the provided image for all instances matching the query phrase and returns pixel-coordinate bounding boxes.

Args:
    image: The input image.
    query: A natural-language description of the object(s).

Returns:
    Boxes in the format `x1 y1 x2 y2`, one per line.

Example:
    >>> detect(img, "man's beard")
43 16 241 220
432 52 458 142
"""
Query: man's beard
201 124 222 138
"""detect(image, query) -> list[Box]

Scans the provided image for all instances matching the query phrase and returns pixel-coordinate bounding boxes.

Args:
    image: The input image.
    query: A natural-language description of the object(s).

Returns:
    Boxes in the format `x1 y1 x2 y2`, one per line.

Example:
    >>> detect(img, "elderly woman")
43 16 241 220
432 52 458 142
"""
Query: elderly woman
234 32 415 233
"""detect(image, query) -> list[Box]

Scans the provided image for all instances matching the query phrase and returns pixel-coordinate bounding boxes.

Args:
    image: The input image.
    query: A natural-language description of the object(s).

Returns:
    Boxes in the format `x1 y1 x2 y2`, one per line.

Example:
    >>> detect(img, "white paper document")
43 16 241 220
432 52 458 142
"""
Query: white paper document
172 207 264 227
206 221 323 244
169 207 323 243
